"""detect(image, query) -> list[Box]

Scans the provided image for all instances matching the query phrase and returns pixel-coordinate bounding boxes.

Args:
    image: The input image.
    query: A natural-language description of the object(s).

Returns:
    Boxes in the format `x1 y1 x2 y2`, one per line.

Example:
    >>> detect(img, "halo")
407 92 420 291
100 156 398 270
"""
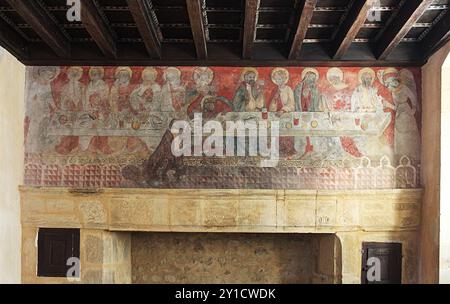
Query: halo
193 67 214 84
142 67 157 80
358 68 376 84
32 66 60 82
326 67 344 82
115 66 132 78
88 67 104 78
163 67 181 81
200 95 216 108
271 68 290 85
301 68 319 80
383 67 399 81
240 67 259 81
67 66 84 79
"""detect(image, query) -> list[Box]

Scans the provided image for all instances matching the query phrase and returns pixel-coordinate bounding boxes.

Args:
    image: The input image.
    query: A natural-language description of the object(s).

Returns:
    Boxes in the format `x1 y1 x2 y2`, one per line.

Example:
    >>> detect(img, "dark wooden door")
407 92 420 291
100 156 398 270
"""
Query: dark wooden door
361 242 402 284
38 228 80 278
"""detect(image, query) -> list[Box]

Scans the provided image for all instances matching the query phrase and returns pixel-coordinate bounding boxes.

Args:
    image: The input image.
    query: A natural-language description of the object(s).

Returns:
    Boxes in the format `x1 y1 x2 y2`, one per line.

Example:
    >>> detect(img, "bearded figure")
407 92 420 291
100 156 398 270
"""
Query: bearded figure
351 68 384 113
233 68 265 112
186 67 233 120
294 68 328 112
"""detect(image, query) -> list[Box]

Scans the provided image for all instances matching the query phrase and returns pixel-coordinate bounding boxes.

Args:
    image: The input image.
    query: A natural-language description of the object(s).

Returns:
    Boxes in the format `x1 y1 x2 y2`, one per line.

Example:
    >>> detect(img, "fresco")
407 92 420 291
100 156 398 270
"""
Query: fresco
23 66 421 189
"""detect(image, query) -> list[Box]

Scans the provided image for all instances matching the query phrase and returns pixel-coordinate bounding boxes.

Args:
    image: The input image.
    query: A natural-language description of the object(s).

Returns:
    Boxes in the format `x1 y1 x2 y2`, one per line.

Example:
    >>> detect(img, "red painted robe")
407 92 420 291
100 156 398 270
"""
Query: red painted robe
55 82 86 155
114 84 135 114
322 84 362 158
187 91 232 120
86 80 113 155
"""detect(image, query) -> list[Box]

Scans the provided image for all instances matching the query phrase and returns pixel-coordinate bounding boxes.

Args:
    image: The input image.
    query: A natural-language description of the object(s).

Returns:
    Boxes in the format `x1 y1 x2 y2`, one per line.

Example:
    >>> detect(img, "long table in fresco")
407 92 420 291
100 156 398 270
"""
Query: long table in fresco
48 111 392 138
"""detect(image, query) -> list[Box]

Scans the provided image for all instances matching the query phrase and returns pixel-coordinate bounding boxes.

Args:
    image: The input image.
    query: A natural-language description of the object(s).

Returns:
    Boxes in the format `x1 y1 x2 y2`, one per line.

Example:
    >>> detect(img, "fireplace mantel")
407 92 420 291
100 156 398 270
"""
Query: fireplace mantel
20 187 422 233
20 187 423 284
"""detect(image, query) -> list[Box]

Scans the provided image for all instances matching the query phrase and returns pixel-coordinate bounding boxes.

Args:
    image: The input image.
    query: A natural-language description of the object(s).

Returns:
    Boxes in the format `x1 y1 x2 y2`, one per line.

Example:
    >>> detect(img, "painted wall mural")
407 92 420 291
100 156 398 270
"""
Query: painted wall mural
24 66 421 189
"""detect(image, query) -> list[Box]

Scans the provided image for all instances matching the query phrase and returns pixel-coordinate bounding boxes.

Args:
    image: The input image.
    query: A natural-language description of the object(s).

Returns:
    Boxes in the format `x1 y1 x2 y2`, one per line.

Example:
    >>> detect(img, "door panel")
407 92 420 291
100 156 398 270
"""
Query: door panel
361 242 402 284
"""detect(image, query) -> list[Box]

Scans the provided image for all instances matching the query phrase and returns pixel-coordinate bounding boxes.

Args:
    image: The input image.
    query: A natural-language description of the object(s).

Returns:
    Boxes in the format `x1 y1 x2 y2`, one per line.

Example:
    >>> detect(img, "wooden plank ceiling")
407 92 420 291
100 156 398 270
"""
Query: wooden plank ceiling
0 0 449 66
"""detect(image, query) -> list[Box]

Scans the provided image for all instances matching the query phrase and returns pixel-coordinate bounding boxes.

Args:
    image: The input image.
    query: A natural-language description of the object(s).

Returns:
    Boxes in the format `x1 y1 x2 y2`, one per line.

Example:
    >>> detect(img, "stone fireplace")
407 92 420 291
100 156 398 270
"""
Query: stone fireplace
20 187 422 284
132 232 340 284
19 65 424 284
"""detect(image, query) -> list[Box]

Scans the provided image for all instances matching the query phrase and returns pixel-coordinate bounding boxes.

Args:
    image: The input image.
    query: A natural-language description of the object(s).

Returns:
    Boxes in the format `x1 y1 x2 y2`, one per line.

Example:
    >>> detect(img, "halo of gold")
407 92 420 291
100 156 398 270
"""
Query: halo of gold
240 67 259 81
88 67 105 79
163 67 181 81
67 66 84 80
382 67 399 81
115 66 132 79
301 68 319 80
142 67 157 80
326 67 344 82
271 68 290 85
358 68 376 84
193 67 214 84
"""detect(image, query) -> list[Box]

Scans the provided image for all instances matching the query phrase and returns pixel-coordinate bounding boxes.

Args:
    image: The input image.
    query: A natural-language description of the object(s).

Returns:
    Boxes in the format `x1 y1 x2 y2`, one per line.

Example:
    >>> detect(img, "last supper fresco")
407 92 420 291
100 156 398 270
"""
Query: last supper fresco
23 66 421 189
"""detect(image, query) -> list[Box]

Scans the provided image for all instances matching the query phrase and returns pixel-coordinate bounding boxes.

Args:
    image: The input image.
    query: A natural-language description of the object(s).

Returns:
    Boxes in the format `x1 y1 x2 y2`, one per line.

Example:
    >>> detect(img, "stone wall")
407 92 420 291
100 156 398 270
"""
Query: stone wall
0 47 25 283
20 187 421 284
132 233 333 284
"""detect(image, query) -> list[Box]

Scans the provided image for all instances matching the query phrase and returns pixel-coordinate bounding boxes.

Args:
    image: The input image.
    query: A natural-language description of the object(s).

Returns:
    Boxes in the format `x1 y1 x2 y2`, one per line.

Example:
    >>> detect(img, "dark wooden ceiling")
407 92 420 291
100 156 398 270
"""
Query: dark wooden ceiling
0 0 449 66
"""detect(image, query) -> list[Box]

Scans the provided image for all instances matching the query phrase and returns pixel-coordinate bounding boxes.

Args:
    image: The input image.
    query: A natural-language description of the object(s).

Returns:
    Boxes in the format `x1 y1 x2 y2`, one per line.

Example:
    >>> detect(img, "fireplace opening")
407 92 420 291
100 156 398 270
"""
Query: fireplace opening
131 233 342 284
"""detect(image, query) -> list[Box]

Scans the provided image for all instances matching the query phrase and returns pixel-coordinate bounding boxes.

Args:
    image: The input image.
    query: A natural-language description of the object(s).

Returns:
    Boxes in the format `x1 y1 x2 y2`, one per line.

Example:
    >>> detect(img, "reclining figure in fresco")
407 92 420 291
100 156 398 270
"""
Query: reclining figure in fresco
122 119 185 188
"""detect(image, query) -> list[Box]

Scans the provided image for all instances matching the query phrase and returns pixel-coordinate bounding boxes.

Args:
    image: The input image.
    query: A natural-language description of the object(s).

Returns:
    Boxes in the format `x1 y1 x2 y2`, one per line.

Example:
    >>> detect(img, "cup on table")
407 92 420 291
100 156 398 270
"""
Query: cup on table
262 108 268 120
294 114 300 126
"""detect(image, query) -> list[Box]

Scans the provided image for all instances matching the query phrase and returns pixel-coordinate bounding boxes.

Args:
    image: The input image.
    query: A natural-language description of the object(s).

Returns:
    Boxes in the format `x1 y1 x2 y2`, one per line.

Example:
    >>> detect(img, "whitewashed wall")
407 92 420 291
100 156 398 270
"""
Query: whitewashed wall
0 47 25 283
440 52 450 284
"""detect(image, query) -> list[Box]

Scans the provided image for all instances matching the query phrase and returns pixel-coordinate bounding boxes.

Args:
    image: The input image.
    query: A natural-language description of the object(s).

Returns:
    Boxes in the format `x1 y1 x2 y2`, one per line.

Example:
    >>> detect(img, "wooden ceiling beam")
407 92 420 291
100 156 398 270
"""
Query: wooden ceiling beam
5 0 70 58
331 0 374 59
375 0 434 60
80 0 117 58
126 0 161 59
243 0 259 59
186 0 208 59
0 17 28 59
421 10 450 59
288 0 318 60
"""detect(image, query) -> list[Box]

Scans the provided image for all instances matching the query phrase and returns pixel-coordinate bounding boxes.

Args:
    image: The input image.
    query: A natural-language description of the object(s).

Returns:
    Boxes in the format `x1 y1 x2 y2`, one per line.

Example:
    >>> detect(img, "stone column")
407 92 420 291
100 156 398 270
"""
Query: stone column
81 230 132 284
336 232 362 284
